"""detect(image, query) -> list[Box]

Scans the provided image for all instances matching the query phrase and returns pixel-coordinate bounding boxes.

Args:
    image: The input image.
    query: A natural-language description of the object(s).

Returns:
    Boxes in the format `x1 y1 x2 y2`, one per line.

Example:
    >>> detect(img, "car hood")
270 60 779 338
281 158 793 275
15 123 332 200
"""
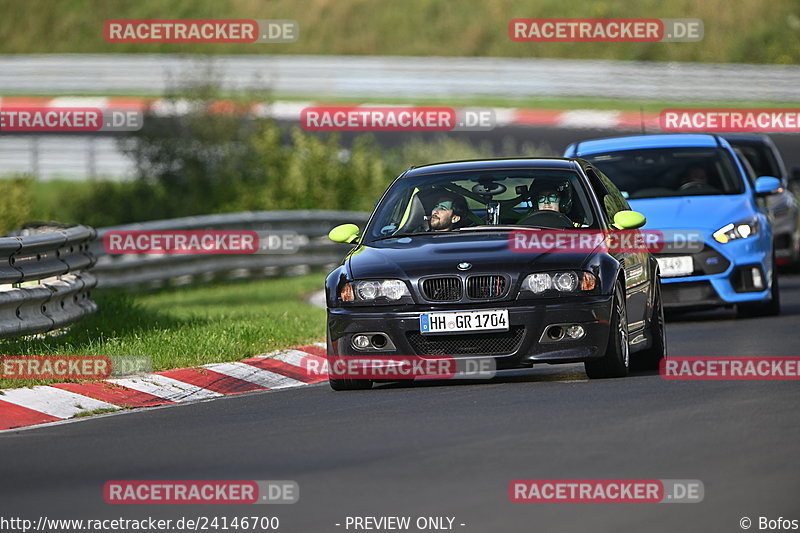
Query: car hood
629 195 755 232
347 232 595 279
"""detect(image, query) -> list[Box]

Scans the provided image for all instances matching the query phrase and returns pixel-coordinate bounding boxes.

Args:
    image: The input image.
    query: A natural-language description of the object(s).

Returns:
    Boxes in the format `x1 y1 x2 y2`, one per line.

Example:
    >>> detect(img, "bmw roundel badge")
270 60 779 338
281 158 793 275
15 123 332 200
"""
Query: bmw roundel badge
457 262 472 271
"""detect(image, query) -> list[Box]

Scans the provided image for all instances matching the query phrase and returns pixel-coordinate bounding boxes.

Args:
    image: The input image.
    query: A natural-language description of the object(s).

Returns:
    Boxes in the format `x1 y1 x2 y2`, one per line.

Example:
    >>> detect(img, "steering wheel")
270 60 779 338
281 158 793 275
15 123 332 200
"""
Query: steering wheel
679 181 706 191
517 210 575 229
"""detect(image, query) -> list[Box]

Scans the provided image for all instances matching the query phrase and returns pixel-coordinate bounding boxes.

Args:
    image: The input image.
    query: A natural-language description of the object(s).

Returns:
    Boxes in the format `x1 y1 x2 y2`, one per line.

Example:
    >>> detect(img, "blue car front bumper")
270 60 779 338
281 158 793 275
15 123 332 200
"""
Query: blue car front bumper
658 236 773 309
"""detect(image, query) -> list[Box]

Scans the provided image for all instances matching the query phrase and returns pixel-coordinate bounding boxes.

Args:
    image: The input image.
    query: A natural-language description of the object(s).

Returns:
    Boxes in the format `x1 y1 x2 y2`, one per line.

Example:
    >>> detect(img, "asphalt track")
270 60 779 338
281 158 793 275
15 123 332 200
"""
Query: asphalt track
1 274 799 532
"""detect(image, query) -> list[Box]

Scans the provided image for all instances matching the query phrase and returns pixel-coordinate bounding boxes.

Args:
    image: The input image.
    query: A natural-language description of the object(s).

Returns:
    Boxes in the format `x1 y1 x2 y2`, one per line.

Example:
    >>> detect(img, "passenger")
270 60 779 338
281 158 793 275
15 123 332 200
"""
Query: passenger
429 194 468 231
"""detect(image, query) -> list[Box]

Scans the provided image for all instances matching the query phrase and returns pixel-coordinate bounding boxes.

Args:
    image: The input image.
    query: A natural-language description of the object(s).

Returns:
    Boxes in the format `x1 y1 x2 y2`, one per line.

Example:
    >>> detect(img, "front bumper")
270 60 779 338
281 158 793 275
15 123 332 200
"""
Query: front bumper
658 238 772 309
327 295 613 370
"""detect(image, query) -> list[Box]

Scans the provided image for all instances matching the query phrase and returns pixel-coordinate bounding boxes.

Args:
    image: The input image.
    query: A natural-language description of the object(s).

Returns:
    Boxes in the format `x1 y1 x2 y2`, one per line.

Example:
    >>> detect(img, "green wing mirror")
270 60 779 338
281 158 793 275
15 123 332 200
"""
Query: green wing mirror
612 210 646 230
328 224 360 244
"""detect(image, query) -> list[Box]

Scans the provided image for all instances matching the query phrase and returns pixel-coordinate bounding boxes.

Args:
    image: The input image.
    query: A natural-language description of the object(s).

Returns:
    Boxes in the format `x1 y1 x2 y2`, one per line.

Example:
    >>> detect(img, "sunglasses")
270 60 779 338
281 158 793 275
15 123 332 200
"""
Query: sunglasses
432 201 454 211
537 193 560 203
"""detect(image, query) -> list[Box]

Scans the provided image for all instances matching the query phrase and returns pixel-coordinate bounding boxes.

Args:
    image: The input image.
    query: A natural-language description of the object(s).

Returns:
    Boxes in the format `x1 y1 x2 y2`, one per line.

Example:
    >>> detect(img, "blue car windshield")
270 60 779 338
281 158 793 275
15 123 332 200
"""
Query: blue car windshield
364 169 599 242
584 147 745 200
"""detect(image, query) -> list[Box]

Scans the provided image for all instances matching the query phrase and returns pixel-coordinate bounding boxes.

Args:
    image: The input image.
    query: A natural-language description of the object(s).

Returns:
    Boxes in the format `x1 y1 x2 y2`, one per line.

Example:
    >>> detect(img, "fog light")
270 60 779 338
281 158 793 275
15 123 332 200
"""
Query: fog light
752 267 764 289
353 335 371 349
566 325 585 339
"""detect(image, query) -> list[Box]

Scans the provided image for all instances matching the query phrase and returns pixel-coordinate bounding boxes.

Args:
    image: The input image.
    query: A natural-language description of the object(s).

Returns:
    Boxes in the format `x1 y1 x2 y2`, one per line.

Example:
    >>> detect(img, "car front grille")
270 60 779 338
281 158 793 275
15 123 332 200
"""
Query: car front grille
421 277 462 301
467 275 508 299
662 281 722 307
406 326 525 356
655 245 730 277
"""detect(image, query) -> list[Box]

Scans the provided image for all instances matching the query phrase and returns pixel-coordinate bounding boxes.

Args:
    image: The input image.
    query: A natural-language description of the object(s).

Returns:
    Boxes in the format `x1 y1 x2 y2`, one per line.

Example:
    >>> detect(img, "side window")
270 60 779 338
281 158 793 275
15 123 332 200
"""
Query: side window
585 166 630 225
596 168 631 216
734 149 757 186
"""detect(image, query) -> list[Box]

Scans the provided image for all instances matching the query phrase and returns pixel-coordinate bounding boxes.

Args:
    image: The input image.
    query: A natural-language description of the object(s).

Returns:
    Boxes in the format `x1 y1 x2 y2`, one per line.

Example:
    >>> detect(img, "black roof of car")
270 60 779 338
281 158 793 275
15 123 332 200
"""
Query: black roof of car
720 133 771 145
402 157 581 177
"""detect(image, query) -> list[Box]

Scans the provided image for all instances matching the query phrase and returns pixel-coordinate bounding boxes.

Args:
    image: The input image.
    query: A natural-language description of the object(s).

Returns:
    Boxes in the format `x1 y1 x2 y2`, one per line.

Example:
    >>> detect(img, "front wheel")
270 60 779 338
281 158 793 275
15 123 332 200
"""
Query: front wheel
585 281 630 379
328 377 373 391
633 278 667 370
327 328 373 391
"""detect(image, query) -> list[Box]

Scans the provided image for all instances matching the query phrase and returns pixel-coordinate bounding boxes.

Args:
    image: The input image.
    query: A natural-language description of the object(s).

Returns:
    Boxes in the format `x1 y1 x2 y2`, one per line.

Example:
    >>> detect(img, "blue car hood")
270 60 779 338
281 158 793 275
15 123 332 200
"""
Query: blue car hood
629 195 754 232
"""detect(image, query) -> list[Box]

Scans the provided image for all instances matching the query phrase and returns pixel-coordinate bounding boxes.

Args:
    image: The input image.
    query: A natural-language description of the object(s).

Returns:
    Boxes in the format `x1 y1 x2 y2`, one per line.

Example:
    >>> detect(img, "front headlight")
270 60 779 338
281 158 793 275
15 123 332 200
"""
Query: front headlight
713 218 759 244
340 279 411 304
521 271 596 295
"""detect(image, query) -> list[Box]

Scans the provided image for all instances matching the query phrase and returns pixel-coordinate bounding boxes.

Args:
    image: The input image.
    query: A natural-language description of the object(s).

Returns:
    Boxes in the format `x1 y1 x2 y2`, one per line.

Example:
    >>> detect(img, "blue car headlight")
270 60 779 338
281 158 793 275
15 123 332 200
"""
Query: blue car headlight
712 217 760 244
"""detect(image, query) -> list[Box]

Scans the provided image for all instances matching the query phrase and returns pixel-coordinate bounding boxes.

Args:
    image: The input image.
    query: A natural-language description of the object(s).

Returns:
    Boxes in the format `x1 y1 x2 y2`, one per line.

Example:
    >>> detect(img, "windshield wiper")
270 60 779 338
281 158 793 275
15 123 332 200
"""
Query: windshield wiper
457 225 535 232
367 233 423 243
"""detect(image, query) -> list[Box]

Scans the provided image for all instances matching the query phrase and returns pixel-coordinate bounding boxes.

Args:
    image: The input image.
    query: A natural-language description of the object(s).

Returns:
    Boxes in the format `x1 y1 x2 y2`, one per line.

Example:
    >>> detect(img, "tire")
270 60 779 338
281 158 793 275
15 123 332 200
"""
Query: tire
633 278 667 371
737 258 781 318
328 377 373 391
585 281 630 379
326 327 372 391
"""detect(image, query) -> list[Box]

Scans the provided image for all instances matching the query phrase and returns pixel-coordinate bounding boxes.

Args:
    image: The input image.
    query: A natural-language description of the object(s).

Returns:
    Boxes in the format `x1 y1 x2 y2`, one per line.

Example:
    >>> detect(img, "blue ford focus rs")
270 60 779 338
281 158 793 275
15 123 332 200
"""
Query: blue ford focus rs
564 134 781 317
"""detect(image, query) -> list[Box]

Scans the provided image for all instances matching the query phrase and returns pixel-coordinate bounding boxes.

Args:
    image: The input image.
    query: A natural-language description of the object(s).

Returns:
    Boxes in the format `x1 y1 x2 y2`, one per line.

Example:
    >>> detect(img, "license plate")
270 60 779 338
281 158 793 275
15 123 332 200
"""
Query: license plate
419 309 509 334
657 256 694 277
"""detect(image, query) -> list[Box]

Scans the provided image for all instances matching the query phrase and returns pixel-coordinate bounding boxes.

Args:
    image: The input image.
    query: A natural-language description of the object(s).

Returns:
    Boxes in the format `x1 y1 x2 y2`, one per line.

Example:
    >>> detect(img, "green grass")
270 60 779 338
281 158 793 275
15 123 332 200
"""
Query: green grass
0 0 798 64
73 407 120 417
0 274 327 389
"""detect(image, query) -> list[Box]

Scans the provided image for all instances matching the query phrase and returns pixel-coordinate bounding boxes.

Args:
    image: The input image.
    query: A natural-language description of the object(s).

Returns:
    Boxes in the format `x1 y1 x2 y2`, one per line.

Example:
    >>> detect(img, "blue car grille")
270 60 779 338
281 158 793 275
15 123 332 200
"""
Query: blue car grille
655 245 730 277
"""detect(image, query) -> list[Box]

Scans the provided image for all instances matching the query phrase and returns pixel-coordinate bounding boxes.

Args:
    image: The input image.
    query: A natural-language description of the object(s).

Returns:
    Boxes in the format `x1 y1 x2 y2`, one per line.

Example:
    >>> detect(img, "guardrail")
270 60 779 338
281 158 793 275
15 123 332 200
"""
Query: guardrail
0 212 368 338
91 210 371 288
2 54 799 101
0 225 98 339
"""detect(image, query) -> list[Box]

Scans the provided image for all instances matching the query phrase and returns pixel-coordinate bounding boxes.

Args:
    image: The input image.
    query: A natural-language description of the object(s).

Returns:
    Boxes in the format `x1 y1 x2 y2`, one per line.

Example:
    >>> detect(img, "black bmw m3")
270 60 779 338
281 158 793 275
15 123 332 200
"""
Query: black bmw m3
325 158 666 390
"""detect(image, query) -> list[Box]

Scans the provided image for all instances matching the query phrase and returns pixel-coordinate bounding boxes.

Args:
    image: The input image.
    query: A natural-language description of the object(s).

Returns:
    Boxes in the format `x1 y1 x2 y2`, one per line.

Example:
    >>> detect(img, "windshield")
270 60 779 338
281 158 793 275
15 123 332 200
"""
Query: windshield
364 168 598 242
584 147 745 199
729 143 782 180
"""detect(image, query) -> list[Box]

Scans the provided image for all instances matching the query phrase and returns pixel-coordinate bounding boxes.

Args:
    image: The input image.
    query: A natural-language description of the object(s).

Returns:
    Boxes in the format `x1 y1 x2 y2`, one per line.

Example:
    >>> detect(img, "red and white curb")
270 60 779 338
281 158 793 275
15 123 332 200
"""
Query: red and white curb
0 344 328 432
0 96 661 131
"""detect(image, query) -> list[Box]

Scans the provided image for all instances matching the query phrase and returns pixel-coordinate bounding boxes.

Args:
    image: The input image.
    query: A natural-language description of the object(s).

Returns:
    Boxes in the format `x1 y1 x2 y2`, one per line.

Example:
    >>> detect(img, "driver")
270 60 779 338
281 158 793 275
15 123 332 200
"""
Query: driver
680 166 710 189
532 181 582 227
535 187 562 212
429 194 468 231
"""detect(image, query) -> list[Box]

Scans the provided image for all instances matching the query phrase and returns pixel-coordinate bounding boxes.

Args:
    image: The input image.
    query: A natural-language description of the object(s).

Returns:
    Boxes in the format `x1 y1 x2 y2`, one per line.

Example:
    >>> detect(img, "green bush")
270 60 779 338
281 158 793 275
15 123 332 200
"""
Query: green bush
0 177 34 234
63 81 552 225
68 128 553 225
